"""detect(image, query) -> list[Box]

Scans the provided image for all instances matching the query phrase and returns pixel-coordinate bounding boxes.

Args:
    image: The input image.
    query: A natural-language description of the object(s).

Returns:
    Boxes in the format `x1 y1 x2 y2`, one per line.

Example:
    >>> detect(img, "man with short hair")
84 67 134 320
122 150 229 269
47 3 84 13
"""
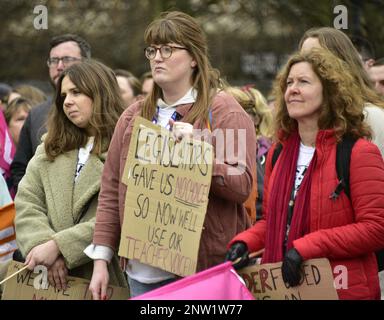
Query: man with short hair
11 34 91 191
351 36 384 97
351 36 376 71
369 59 384 96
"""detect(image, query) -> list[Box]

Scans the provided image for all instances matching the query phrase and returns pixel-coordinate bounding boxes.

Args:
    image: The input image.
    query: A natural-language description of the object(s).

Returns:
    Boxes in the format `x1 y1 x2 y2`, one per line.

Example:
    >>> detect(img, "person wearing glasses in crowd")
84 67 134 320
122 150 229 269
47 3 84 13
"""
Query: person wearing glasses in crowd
11 34 91 192
85 11 256 299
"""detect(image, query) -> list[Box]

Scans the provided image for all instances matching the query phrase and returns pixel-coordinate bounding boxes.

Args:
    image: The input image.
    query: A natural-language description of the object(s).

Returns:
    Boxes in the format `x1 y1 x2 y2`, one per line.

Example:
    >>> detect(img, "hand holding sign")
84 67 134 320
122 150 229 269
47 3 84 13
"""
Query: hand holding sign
225 242 249 270
169 119 193 142
47 256 68 291
25 240 60 270
88 259 110 300
281 248 303 287
237 258 338 300
2 261 129 300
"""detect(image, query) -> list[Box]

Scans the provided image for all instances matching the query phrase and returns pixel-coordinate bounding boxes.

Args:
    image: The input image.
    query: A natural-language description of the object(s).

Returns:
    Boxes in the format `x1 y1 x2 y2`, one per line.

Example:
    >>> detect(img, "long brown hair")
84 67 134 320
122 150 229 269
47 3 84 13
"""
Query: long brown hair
141 11 221 126
299 27 384 109
274 49 371 142
44 59 125 160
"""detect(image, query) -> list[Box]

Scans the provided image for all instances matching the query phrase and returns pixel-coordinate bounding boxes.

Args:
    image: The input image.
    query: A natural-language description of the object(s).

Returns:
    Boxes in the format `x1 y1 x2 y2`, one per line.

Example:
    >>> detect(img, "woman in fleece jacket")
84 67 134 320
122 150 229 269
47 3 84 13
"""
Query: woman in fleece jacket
15 60 127 290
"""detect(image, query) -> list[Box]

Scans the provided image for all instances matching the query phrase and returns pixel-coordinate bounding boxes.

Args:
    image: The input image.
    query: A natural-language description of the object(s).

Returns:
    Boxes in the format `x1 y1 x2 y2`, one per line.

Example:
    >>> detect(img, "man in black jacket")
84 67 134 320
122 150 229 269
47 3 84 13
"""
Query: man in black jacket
11 34 91 191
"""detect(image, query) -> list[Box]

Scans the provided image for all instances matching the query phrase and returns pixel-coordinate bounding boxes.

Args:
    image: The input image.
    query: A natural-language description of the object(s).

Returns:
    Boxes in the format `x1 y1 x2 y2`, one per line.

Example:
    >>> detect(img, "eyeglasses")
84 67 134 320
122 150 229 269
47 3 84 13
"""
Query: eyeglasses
47 56 81 68
144 45 188 60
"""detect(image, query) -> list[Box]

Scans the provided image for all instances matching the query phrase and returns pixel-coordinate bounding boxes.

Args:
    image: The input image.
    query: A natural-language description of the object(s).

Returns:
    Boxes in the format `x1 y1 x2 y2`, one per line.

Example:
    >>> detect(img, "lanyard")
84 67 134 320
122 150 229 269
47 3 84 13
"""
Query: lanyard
152 106 212 131
152 106 182 130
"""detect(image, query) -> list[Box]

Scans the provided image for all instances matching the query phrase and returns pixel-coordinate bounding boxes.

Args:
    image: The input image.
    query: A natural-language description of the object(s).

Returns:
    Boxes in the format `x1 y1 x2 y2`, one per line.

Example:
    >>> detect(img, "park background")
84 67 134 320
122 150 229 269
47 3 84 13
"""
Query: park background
1 0 384 97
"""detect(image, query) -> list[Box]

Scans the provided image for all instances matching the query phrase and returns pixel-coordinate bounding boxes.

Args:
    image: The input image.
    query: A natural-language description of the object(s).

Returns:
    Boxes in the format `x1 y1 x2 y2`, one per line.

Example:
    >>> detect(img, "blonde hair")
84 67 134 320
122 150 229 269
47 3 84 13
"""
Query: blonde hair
13 85 47 106
274 49 371 142
299 27 384 109
141 11 221 127
226 86 274 139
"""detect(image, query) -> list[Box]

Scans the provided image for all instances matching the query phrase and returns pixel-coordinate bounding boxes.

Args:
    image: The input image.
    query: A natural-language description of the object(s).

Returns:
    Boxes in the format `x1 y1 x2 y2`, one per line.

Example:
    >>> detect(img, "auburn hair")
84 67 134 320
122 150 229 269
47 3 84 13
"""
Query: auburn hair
274 49 371 142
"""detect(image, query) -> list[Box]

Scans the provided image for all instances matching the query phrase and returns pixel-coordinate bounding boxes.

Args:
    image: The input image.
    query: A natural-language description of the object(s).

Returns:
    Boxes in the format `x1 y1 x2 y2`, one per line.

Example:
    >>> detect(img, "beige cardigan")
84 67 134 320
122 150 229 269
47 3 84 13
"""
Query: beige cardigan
14 144 127 287
364 103 384 158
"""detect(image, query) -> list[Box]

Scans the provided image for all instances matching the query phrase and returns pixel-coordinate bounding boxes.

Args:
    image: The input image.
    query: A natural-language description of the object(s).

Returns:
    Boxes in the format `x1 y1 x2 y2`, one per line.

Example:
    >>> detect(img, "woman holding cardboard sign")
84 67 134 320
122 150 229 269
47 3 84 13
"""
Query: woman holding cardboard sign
86 11 256 299
14 60 127 291
226 49 384 299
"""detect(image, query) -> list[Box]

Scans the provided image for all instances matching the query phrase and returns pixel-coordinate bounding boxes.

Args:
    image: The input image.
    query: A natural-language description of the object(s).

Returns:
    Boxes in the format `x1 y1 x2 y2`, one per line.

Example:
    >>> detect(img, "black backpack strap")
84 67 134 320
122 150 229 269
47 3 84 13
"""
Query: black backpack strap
335 135 384 272
271 143 283 170
272 137 357 200
331 135 357 200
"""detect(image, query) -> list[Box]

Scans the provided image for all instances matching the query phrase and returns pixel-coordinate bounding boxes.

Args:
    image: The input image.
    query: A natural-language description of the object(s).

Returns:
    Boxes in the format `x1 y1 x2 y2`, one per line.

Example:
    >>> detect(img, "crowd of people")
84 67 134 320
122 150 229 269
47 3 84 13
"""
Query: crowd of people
0 10 384 300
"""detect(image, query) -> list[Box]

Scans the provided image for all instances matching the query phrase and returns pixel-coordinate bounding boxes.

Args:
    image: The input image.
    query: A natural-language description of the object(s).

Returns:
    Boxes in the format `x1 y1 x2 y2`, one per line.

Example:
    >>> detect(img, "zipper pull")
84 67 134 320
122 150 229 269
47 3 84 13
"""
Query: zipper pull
329 179 344 201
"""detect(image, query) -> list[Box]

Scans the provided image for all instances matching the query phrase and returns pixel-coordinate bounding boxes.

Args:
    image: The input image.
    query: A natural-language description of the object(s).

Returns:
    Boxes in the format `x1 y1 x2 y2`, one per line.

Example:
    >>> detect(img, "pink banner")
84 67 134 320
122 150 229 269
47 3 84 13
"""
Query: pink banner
0 110 15 181
132 262 254 300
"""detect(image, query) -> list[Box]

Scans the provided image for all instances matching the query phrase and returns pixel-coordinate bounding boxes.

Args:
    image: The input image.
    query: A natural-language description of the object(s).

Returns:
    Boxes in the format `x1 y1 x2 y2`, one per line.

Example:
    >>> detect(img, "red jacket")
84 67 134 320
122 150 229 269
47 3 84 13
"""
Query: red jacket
231 130 384 299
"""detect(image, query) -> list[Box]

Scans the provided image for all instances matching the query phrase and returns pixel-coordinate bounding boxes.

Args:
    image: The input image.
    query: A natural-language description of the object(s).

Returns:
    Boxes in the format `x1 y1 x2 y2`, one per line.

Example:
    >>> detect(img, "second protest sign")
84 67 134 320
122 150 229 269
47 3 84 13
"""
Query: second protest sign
118 117 213 277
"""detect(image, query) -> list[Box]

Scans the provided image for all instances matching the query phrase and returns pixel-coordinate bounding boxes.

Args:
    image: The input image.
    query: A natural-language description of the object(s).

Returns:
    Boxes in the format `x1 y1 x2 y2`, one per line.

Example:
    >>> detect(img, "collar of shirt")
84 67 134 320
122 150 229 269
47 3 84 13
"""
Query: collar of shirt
157 87 197 109
78 136 95 158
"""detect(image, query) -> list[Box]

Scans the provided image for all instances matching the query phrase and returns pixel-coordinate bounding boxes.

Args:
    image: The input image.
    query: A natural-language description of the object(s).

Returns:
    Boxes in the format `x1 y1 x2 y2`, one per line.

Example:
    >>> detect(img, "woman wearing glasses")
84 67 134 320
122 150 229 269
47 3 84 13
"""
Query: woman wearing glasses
86 11 256 299
14 60 127 291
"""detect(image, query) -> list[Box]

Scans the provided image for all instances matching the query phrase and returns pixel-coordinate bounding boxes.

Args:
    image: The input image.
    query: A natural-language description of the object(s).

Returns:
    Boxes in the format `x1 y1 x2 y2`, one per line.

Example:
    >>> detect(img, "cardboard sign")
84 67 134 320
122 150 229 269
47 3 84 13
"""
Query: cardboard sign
237 258 339 300
1 261 130 300
118 117 213 277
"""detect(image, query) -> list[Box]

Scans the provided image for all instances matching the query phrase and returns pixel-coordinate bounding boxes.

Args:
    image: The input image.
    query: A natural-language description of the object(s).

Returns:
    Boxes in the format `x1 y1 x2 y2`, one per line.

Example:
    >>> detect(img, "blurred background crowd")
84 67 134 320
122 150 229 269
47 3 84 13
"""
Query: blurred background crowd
1 0 384 97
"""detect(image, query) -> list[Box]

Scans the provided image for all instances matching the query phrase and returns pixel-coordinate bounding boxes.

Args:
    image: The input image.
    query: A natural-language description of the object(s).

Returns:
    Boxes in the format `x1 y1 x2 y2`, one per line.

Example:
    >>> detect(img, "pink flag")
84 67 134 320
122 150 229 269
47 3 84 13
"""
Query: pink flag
0 111 15 187
132 262 254 300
